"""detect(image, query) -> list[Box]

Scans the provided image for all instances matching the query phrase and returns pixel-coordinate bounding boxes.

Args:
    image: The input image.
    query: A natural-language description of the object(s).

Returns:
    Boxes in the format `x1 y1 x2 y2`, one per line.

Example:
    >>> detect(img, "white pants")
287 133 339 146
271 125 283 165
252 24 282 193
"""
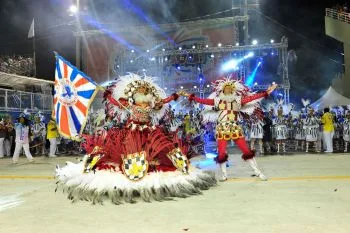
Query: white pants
0 138 4 157
323 131 334 152
4 136 13 156
49 138 57 156
13 142 33 162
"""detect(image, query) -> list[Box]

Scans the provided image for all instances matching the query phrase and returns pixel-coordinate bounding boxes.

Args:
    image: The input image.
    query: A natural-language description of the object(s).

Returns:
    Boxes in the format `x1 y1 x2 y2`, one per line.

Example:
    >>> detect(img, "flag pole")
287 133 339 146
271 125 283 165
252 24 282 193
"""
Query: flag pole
33 32 36 77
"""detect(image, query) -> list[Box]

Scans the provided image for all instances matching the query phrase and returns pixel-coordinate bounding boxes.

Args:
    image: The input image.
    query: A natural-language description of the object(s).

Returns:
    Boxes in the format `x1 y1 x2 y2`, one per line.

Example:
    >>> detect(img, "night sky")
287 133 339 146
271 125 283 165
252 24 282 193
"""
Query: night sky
0 0 347 102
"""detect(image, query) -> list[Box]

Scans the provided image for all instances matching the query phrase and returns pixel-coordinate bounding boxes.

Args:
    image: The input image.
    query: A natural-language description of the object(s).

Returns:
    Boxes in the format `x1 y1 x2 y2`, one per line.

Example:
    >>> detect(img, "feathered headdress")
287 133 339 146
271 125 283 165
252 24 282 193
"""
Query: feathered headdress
301 98 310 108
104 73 167 124
18 108 30 119
271 99 294 116
33 111 45 122
108 73 166 102
201 77 263 122
211 77 248 95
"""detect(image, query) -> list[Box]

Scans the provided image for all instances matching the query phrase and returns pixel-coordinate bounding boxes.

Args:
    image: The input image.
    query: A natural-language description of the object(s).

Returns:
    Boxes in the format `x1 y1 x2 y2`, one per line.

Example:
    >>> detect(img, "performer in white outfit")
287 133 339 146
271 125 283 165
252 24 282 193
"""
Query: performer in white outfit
304 108 321 153
294 113 306 151
343 111 350 152
12 115 34 163
273 106 288 153
31 114 46 155
250 117 264 154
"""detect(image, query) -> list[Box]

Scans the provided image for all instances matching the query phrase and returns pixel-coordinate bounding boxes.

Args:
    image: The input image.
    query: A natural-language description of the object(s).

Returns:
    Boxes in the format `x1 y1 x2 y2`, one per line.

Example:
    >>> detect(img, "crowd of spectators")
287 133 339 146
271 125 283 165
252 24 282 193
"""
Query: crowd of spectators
0 114 83 162
332 3 349 13
0 55 34 76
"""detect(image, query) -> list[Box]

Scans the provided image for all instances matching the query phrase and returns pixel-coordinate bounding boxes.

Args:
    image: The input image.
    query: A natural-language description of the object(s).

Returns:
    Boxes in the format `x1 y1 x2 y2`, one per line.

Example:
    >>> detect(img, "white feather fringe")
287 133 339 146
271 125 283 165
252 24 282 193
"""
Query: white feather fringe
55 161 216 204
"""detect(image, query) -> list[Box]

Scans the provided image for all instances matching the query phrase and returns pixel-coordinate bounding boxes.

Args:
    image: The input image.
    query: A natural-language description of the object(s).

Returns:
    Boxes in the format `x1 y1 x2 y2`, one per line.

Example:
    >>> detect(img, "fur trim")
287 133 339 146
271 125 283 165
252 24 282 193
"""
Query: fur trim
214 153 228 164
242 150 255 161
55 163 216 204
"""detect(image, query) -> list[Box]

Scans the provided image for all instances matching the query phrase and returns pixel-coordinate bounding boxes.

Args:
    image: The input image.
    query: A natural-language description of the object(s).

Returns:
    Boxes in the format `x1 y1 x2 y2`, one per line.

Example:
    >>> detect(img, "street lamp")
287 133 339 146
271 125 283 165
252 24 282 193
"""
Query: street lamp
69 0 81 69
69 5 78 14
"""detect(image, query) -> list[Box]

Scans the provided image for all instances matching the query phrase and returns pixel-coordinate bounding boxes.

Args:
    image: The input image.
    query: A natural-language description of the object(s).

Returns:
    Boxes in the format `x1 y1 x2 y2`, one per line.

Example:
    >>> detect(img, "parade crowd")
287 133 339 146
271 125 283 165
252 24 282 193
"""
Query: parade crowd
1 104 349 163
88 103 350 157
0 113 82 163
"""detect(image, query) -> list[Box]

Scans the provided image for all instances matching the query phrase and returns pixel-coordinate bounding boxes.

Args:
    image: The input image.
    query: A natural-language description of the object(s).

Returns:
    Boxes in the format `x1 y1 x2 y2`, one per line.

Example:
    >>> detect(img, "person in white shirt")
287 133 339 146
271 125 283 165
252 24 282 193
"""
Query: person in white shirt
250 117 264 154
343 111 350 152
304 108 321 153
12 115 34 163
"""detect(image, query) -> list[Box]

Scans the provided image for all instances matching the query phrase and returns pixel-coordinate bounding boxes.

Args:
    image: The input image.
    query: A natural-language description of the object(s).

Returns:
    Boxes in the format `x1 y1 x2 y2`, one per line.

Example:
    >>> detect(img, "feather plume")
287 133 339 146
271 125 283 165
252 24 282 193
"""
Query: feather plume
301 98 310 107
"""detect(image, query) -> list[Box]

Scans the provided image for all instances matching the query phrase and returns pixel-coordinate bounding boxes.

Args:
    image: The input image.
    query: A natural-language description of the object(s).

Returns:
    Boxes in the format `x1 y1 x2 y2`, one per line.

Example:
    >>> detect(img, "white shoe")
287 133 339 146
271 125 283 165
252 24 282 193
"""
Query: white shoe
49 155 57 158
12 160 18 164
258 173 268 181
324 151 333 153
219 177 228 182
28 159 34 163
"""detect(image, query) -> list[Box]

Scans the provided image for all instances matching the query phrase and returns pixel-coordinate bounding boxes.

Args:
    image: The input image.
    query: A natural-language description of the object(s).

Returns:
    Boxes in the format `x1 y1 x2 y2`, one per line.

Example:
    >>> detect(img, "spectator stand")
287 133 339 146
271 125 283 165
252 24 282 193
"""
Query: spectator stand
326 8 350 24
0 71 54 121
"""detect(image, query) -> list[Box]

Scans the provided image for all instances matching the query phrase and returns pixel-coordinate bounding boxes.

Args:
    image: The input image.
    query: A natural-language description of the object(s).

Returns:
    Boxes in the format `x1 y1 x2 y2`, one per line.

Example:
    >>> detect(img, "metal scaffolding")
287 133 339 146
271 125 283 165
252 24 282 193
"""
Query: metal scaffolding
107 0 290 103
114 37 290 103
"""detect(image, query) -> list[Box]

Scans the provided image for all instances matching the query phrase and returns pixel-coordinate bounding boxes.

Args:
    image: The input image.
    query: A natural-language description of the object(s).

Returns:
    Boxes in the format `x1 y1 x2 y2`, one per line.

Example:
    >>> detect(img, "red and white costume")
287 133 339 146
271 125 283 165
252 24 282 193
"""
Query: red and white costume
56 74 216 204
188 78 269 181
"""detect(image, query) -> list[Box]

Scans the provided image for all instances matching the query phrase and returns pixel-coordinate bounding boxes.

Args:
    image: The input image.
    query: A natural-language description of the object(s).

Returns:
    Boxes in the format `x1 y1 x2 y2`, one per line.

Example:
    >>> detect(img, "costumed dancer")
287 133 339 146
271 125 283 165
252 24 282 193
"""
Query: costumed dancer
332 111 341 152
304 108 321 153
31 112 46 155
56 74 216 204
241 119 251 145
250 116 264 155
181 77 277 181
294 112 306 151
183 113 205 156
12 113 34 163
343 110 350 152
183 114 196 142
273 106 288 153
286 113 294 142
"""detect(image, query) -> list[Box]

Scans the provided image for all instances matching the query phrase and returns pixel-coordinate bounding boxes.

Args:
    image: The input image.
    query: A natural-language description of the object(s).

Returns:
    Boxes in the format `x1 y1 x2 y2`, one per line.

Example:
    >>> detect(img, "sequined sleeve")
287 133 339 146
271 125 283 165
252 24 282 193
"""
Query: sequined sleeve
188 94 215 106
241 92 268 105
162 93 179 104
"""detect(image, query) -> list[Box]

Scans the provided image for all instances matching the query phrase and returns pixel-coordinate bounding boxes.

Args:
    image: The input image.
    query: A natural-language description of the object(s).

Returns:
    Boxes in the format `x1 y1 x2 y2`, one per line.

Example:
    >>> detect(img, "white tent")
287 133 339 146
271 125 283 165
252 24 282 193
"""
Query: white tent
311 86 350 110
